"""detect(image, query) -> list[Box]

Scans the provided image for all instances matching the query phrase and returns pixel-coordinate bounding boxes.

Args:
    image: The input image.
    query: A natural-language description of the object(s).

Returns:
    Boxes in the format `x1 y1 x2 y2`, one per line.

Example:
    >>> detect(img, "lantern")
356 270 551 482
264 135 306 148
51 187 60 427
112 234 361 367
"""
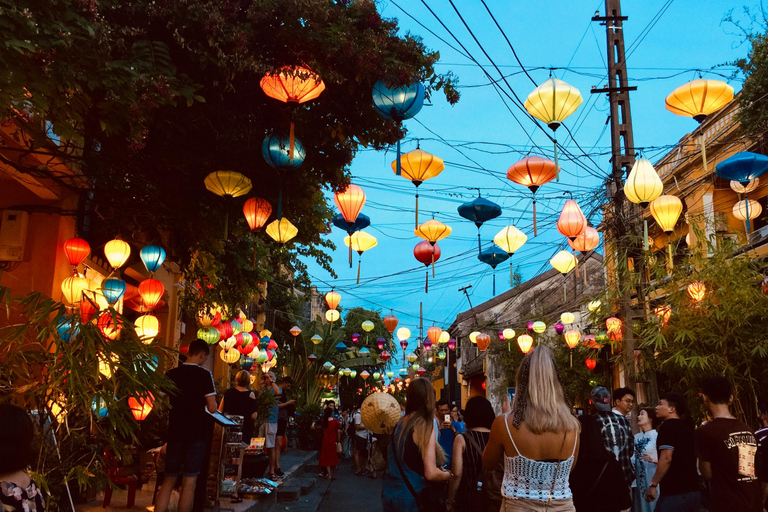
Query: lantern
415 219 452 245
360 370 370 380
397 327 411 342
624 158 664 208
63 238 90 267
135 314 159 344
564 329 581 367
334 183 367 267
494 225 527 286
568 227 600 283
372 81 425 177
405 352 418 363
427 326 442 347
219 337 237 351
550 250 577 300
265 218 298 244
605 317 622 334
458 195 502 255
469 332 480 344
290 326 302 337
128 394 154 421
383 315 399 334
687 281 706 302
503 329 515 341
532 321 546 334
557 199 587 241
351 333 361 344
732 199 762 233
102 278 126 306
61 274 88 305
447 338 457 350
219 322 235 340
104 238 131 269
344 230 378 283
139 278 164 311
220 349 240 365
140 245 166 274
321 292 340 312
554 322 565 335
308 353 317 362
56 315 80 343
414 241 441 293
507 156 559 236
325 309 340 323
376 338 386 350
400 340 408 350
650 195 683 269
262 133 306 170
98 353 118 379
561 312 575 325
241 318 254 333
97 312 123 340
585 358 597 370
311 334 323 345
198 326 220 345
439 331 450 344
381 350 391 361
386 370 395 379
243 197 272 232
588 300 601 313
654 305 672 326
423 339 432 351
392 148 444 227
437 351 446 360
476 333 491 352
478 245 510 296
204 170 252 238
517 334 533 354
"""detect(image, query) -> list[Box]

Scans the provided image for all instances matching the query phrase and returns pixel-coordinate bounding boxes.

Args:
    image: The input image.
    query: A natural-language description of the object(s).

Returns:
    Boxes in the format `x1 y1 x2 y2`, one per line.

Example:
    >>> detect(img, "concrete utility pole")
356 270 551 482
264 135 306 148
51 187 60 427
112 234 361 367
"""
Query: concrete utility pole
591 0 641 394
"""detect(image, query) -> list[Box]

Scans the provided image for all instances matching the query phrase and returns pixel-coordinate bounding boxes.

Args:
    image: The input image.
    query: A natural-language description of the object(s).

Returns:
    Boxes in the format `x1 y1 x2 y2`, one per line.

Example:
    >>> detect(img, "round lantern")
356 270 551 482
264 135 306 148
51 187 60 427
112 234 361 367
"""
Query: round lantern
325 309 340 323
241 318 254 333
469 332 480 344
97 312 123 340
198 326 220 345
439 331 450 344
413 241 441 293
438 350 446 360
61 274 89 304
376 338 386 350
135 314 159 344
311 334 322 345
104 238 131 269
262 133 306 170
732 199 762 222
564 330 581 349
527 321 534 332
400 340 408 351
476 333 491 352
230 321 243 336
650 195 683 233
397 327 411 342
139 245 166 274
687 281 706 302
605 317 622 333
624 158 663 208
447 338 457 350
498 331 504 340
56 315 80 342
362 320 375 332
139 278 164 311
427 326 442 346
423 339 432 351
568 227 600 253
415 219 452 245
585 358 597 370
265 218 298 244
128 393 154 421
325 291 341 310
218 321 234 341
561 312 575 325
219 337 237 351
665 79 734 123
554 322 565 335
243 197 272 232
731 178 759 194
503 328 515 340
386 370 395 379
383 314 399 333
220 349 240 365
654 305 672 326
63 238 91 267
517 334 533 354
532 321 546 334
335 184 367 228
557 199 587 241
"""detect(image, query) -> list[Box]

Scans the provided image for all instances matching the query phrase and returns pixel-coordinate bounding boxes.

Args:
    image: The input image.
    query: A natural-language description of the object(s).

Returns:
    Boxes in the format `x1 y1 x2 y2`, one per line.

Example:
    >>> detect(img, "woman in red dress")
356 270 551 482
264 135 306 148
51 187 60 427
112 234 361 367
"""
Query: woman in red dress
318 406 340 479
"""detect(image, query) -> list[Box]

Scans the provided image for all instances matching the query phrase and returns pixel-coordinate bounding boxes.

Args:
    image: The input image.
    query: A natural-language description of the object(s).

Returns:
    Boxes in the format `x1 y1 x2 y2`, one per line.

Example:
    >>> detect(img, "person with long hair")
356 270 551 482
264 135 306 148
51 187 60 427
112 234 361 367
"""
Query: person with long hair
483 346 580 512
634 408 660 512
382 377 453 512
318 406 340 479
0 404 45 512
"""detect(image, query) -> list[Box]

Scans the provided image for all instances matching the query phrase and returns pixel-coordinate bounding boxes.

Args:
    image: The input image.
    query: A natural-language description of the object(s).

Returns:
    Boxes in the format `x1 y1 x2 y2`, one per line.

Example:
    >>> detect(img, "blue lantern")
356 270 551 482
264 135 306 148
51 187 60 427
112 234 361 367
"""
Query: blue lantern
332 213 370 235
92 397 109 418
259 337 269 349
241 356 254 371
479 245 510 296
359 347 371 356
372 81 425 176
335 341 348 353
102 278 126 305
55 315 80 342
458 195 502 255
262 133 306 170
140 245 166 273
399 367 409 377
715 152 768 185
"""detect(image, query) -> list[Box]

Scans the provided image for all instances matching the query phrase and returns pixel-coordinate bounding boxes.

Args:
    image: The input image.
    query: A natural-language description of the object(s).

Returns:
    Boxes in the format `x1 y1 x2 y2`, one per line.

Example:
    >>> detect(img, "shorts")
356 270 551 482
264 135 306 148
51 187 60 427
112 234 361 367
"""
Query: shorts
277 417 288 437
265 422 278 448
164 439 207 477
355 436 368 452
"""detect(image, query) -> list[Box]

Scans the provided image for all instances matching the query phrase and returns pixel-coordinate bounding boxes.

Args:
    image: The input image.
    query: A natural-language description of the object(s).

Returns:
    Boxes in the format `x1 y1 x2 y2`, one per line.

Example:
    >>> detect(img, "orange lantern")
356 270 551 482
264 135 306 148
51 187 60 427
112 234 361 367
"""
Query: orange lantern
564 329 581 367
128 393 155 421
427 326 442 346
139 278 164 311
243 197 272 232
507 156 559 236
687 281 706 302
97 311 123 340
392 148 445 228
325 291 341 310
585 358 596 370
557 199 587 241
517 334 534 354
476 333 491 352
63 238 91 267
654 305 672 326
568 226 599 285
383 314 399 334
334 184 367 267
605 317 622 334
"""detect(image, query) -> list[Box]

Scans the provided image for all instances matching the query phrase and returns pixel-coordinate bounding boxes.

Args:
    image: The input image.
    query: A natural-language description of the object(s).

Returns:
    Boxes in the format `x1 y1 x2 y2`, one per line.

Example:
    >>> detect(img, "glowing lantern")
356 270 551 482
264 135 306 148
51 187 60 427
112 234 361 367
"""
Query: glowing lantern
414 241 441 293
56 315 80 342
102 278 126 306
654 305 672 326
360 370 370 380
265 218 298 244
554 322 565 335
569 227 600 254
373 372 381 380
220 349 240 365
650 195 683 234
326 291 341 310
383 315 399 334
77 294 98 324
624 158 664 208
262 133 306 170
494 225 527 286
458 195 502 254
469 332 480 344
427 326 442 347
198 326 220 345
517 334 533 354
372 81 425 177
479 245 510 296
98 353 116 379
219 337 237 351
243 197 272 233
241 318 254 333
507 156 558 235
325 309 340 323
97 312 123 340
588 300 601 313
393 148 444 227
290 326 302 337
104 239 131 269
503 328 515 340
415 219 452 245
532 321 546 334
380 350 391 361
219 322 234 341
731 179 759 194
128 394 154 421
344 231 378 283
564 330 581 349
139 278 164 311
61 274 88 305
204 170 253 238
140 245 166 274
63 238 90 267
585 358 596 370
386 370 395 379
311 334 323 345
439 331 450 344
377 338 386 350
351 333 361 344
561 312 575 325
666 79 733 122
476 333 491 352
447 338 457 350
525 77 583 131
605 317 622 334
550 250 577 300
135 314 159 344
437 351 446 360
557 199 587 241
732 199 762 226
687 281 706 302
423 339 432 351
335 184 367 267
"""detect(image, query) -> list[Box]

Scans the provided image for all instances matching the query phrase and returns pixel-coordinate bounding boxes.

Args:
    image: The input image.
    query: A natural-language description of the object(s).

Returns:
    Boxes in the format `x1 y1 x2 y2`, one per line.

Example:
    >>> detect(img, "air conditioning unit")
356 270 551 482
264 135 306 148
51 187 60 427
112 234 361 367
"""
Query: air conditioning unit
0 210 29 261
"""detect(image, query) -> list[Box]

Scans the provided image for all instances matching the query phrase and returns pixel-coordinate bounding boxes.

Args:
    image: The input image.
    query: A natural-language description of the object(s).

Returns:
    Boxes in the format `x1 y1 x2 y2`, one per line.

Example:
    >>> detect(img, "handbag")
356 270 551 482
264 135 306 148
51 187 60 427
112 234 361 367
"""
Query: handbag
390 433 447 512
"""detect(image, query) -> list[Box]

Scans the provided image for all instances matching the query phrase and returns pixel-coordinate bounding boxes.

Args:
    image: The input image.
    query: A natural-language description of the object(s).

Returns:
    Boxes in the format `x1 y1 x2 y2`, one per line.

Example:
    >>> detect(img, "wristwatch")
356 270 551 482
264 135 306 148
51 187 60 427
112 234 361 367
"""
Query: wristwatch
649 483 657 488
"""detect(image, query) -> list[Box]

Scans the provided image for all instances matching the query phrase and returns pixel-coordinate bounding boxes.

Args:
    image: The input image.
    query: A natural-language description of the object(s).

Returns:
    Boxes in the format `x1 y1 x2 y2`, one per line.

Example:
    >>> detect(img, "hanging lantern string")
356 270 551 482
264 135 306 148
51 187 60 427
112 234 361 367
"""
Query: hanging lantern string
532 196 537 237
357 254 362 285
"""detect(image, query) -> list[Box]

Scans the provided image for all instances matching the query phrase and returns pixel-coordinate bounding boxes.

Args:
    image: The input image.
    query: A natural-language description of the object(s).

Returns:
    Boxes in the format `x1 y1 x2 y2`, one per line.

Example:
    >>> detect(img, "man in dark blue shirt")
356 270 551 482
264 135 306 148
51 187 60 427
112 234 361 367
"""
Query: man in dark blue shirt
436 398 464 465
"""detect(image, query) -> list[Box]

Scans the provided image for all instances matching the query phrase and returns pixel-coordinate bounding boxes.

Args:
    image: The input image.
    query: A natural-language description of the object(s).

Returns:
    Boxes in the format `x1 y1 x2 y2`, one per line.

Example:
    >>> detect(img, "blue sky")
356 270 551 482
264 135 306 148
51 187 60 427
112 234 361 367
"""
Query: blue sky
301 0 751 346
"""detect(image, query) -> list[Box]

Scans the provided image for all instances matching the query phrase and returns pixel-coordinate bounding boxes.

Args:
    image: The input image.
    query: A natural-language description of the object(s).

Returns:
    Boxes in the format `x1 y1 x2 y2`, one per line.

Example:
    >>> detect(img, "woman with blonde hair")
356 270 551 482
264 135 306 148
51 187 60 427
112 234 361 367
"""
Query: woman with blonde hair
382 377 453 512
483 346 580 511
219 370 258 442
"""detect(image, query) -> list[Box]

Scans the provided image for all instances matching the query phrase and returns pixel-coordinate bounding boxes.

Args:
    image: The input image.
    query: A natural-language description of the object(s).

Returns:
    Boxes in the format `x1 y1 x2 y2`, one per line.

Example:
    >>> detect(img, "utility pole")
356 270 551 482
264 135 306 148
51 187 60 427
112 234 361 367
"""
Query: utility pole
591 0 642 394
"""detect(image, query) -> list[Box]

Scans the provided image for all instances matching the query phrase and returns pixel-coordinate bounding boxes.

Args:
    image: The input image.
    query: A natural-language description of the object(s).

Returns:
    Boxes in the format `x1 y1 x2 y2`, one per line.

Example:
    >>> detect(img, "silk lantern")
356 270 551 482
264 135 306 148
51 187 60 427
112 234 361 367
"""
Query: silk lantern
732 199 762 232
654 305 672 326
564 330 581 367
478 245 510 296
290 326 302 338
362 320 375 333
718 153 768 231
585 358 597 370
265 218 298 244
731 178 759 194
557 199 588 241
102 278 126 305
568 226 600 285
104 238 131 269
650 195 683 270
344 230 378 283
687 281 706 302
517 334 533 354
97 312 123 340
588 300 601 313
63 238 90 268
262 133 306 170
198 326 220 345
469 332 480 345
204 170 252 238
377 338 386 350
61 273 88 305
393 148 444 227
447 338 457 350
325 291 341 310
427 326 442 347
554 322 565 335
532 321 546 334
624 158 664 251
383 314 399 334
414 241 441 293
550 250 577 300
494 225 527 286
351 333 361 344
139 278 164 311
476 333 491 352
335 184 367 267
326 309 340 323
135 314 159 344
140 245 166 274
458 195 502 255
605 317 622 334
128 393 155 421
415 219 452 278
561 312 575 325
244 197 272 232
372 80 425 176
220 349 240 365
507 156 559 235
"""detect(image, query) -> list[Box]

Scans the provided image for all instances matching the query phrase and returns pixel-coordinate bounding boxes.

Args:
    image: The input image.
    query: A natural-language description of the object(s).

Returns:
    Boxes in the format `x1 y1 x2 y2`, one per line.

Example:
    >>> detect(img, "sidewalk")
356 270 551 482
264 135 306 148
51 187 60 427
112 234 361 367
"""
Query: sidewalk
316 458 383 512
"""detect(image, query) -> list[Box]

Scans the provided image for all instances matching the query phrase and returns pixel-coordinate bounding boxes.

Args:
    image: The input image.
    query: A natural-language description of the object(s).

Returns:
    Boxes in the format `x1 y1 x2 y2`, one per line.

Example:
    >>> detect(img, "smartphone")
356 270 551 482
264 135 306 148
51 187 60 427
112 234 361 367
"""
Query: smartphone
444 414 451 423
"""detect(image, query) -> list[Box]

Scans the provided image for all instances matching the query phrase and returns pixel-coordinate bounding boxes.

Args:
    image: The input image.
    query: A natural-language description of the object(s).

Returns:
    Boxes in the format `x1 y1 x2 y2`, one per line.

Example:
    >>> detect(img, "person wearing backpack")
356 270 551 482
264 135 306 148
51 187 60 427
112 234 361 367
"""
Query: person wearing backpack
446 396 498 511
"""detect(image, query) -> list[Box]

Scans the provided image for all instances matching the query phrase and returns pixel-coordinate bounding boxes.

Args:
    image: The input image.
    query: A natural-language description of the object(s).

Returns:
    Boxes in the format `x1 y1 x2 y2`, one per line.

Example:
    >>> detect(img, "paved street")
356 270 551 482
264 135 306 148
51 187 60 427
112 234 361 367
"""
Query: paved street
317 458 383 512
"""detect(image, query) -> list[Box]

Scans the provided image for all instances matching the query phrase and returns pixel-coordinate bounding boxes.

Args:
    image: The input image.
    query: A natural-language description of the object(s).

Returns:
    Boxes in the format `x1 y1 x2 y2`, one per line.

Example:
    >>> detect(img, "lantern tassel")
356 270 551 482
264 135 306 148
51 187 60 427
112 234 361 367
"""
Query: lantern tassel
570 350 573 368
510 260 514 287
583 262 588 287
492 272 496 296
224 210 229 240
746 196 751 231
415 193 419 230
349 237 353 268
700 130 707 173
477 231 482 256
431 251 435 278
253 245 257 270
356 258 361 284
554 138 560 181
643 218 649 252
277 189 283 220
396 139 402 176
425 269 429 293
667 241 674 273
533 199 538 237
574 249 579 278
563 279 567 302
289 121 295 160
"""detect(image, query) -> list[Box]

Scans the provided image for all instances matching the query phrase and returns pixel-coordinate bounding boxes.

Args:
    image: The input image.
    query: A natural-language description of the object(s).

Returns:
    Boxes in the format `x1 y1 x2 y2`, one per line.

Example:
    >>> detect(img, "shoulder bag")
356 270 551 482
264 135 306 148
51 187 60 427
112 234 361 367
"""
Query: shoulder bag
390 432 447 512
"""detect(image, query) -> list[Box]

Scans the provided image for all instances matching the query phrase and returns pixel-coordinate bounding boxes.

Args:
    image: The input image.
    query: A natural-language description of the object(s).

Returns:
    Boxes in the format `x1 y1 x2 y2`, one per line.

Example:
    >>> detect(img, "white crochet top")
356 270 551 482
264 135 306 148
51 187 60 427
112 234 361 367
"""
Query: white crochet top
501 413 576 501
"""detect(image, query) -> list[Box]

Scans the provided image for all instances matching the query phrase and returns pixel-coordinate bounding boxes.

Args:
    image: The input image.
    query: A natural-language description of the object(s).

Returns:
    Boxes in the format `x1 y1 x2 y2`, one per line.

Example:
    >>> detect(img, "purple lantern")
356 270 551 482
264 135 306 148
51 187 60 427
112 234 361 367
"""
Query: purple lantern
351 332 361 344
400 340 408 350
498 330 504 340
447 338 457 350
554 322 565 335
307 353 317 362
376 337 386 350
423 339 432 351
526 321 535 333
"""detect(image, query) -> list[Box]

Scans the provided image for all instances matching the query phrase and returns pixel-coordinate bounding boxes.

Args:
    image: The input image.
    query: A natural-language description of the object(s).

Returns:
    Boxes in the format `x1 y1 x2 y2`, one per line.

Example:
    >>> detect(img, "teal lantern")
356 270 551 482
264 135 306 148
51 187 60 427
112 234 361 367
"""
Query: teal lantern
102 278 126 305
323 361 333 371
140 245 166 273
92 397 109 418
372 81 425 177
198 326 220 345
459 195 503 256
478 245 510 296
56 315 80 342
335 342 348 353
399 367 408 376
230 320 242 336
241 356 254 371
438 350 446 360
359 347 371 356
255 350 269 363
262 133 306 170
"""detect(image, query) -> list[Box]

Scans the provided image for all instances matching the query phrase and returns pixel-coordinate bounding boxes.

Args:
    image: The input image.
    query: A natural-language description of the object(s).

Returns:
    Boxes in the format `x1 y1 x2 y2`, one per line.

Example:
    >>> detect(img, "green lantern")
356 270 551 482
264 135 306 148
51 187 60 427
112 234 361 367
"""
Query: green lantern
532 321 546 334
438 350 446 360
373 372 381 380
198 326 220 345
411 363 419 370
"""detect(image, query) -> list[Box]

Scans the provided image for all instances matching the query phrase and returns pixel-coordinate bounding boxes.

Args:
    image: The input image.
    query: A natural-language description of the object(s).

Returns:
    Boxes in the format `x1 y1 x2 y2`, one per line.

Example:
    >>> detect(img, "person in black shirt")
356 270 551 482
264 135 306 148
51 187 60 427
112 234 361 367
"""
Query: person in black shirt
219 370 258 443
156 339 216 512
645 392 701 512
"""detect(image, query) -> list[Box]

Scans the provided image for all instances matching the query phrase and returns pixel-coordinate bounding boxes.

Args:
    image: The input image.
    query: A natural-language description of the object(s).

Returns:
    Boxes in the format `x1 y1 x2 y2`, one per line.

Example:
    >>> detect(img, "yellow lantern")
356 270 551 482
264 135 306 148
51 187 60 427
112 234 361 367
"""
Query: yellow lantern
265 218 298 244
560 312 575 325
241 318 254 333
61 273 89 305
469 331 480 344
687 281 706 302
405 352 418 363
220 348 240 365
731 179 759 194
624 158 663 208
362 321 375 333
502 328 515 340
587 300 601 313
605 317 622 334
219 337 237 351
325 291 341 310
654 305 672 326
732 199 762 222
344 230 379 283
550 250 576 275
135 314 160 344
98 353 118 379
650 195 683 233
397 327 411 341
517 334 533 354
392 148 445 227
439 331 450 344
532 321 546 334
260 329 272 339
494 225 527 286
325 309 340 323
415 219 452 244
564 329 581 349
104 239 131 269
665 79 734 123
204 170 252 198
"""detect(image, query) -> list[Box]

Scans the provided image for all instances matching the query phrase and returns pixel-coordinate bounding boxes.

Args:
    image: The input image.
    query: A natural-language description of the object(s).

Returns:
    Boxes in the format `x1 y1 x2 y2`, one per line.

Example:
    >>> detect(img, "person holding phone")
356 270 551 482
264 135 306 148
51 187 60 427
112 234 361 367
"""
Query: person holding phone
436 398 465 465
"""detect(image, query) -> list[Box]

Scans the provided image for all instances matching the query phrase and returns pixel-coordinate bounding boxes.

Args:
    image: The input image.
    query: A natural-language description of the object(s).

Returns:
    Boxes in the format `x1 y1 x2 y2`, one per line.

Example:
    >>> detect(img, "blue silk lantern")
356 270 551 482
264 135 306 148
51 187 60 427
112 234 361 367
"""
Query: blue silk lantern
716 152 768 229
262 133 306 170
335 341 348 353
92 397 109 418
458 195 502 255
359 347 371 356
478 245 510 295
399 367 409 377
56 315 79 342
259 336 269 349
372 81 425 176
102 278 126 305
241 356 254 371
332 213 370 234
140 245 166 273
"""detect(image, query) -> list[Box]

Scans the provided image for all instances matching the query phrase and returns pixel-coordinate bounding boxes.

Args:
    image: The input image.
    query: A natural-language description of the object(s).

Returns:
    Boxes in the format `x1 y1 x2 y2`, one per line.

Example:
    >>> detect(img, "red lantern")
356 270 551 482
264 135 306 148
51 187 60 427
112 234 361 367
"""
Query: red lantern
243 197 272 232
507 156 559 236
476 333 491 352
218 321 234 341
414 241 441 293
267 339 278 350
128 393 154 421
417 367 426 376
63 238 91 267
238 342 255 355
557 199 587 241
139 278 164 311
179 345 190 355
383 315 399 333
585 358 596 370
80 297 98 323
583 334 601 350
380 350 391 362
569 226 600 252
97 312 123 340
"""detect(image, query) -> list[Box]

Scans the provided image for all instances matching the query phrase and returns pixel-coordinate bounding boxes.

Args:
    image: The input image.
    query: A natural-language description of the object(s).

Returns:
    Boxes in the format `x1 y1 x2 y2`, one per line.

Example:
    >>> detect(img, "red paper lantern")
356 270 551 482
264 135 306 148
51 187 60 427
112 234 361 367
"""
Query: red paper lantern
380 350 391 362
267 339 278 350
557 199 587 241
476 333 491 352
63 238 91 267
243 197 272 232
585 358 597 370
383 315 399 333
417 367 426 376
139 278 164 311
80 297 98 323
128 393 154 421
218 321 234 341
414 241 441 293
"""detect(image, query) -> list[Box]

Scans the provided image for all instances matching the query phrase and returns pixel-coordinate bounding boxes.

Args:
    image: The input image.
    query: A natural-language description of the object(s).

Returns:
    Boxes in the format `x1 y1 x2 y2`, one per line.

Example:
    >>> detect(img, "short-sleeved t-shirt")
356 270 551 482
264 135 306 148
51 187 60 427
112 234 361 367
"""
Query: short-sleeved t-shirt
438 421 466 464
221 388 258 441
696 418 762 512
267 386 282 423
166 363 216 441
655 418 699 496
756 426 768 483
354 411 369 438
